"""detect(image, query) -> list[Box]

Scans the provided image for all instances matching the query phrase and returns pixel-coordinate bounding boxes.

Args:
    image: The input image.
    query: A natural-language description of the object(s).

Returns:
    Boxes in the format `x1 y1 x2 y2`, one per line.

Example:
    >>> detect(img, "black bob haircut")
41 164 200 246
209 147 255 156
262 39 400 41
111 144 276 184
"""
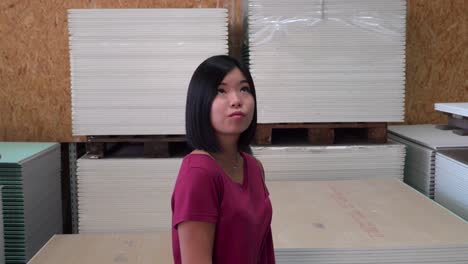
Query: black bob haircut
185 55 257 153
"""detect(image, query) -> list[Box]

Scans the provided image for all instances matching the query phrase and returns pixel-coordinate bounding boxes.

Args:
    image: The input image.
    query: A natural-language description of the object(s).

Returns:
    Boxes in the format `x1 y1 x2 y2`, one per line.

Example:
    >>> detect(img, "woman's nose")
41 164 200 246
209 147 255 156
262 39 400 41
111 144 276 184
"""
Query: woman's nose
230 92 241 107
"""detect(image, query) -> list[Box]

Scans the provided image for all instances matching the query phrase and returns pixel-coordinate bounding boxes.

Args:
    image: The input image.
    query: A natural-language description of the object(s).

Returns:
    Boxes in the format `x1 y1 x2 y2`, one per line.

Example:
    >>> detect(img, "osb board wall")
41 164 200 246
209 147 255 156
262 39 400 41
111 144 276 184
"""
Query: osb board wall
0 0 466 142
0 0 242 142
405 0 468 124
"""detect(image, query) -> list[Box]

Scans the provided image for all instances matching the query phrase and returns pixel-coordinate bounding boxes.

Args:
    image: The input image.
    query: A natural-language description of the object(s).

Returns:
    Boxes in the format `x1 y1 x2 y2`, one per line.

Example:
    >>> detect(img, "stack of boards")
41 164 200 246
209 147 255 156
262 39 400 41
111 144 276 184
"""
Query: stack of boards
27 232 173 264
0 187 4 264
435 149 468 221
269 179 468 263
77 156 182 233
247 0 406 123
435 102 468 120
433 102 468 220
252 144 405 181
68 8 228 136
388 125 468 199
0 143 62 264
76 143 406 233
32 179 468 264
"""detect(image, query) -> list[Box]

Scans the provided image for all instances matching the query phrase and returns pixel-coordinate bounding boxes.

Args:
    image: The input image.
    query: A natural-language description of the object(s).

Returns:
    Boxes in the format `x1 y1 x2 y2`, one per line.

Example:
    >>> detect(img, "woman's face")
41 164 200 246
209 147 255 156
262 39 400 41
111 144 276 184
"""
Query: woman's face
210 68 255 138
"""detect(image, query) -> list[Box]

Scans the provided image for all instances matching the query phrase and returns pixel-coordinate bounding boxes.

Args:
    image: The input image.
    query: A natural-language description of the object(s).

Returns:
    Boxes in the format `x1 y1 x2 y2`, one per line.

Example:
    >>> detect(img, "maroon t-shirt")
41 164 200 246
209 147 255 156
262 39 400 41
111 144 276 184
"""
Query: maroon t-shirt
171 152 275 264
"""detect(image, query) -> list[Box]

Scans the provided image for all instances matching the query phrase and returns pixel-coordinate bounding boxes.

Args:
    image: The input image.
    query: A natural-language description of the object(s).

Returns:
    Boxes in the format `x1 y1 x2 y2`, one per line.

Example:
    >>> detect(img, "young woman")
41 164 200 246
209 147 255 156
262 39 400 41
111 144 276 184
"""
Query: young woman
171 55 275 264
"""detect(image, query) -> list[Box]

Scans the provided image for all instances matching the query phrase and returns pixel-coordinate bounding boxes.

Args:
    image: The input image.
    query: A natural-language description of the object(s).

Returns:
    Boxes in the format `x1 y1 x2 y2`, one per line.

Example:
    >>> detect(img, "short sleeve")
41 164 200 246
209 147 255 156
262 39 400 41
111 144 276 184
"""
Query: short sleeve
172 166 221 229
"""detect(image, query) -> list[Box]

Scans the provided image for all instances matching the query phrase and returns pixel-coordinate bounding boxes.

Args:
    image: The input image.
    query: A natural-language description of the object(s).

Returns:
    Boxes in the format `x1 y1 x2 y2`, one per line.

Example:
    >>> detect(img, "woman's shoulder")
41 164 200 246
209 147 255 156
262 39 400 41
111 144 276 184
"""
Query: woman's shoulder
182 150 217 172
176 151 223 188
190 149 212 157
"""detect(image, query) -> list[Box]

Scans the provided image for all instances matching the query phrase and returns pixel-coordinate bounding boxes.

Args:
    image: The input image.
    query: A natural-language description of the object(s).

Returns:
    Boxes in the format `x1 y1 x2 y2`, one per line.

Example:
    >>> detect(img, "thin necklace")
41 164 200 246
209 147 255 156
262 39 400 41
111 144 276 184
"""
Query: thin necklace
232 153 240 169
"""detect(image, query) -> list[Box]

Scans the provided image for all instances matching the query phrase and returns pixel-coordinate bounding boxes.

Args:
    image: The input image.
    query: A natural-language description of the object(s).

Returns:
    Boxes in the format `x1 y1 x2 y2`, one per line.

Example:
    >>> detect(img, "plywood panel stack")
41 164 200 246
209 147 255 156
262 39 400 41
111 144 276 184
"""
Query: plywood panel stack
28 232 173 264
269 179 468 263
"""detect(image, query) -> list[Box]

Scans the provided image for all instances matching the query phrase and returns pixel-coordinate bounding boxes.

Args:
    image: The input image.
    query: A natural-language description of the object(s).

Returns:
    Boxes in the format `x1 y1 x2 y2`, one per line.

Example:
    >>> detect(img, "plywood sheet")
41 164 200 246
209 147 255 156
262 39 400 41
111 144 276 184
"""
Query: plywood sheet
28 232 173 264
269 179 468 249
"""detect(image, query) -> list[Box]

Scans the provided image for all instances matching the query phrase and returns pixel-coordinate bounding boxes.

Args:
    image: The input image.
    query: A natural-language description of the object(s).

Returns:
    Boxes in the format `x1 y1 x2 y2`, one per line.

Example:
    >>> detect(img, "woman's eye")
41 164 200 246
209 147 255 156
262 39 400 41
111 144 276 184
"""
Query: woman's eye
240 87 251 93
217 88 226 94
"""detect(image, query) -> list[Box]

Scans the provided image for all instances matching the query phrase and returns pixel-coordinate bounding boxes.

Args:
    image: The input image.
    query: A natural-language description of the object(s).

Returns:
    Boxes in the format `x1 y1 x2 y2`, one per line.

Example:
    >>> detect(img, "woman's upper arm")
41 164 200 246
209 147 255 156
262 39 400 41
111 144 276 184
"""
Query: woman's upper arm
177 221 216 264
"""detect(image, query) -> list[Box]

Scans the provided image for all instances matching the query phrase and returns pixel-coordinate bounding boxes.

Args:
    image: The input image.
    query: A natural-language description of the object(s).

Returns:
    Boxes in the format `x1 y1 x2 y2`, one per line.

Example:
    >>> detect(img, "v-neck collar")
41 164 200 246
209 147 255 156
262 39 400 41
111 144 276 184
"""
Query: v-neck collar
189 152 248 189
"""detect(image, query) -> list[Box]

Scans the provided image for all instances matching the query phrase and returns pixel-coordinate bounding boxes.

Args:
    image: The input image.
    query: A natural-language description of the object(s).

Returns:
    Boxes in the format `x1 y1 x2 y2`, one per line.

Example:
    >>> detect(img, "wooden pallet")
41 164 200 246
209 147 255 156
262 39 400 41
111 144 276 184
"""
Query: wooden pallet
435 113 468 136
255 123 387 145
85 135 188 158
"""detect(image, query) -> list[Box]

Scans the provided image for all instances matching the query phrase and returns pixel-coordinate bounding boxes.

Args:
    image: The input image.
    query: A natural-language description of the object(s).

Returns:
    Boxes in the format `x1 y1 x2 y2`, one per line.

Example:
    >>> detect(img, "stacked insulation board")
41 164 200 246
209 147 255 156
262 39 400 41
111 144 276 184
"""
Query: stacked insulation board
0 143 62 264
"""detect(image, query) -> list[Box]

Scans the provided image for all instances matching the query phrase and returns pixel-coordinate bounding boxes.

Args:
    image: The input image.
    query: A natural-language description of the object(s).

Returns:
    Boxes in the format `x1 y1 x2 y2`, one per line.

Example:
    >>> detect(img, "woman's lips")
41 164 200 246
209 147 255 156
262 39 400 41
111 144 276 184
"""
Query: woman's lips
229 111 245 119
229 111 245 117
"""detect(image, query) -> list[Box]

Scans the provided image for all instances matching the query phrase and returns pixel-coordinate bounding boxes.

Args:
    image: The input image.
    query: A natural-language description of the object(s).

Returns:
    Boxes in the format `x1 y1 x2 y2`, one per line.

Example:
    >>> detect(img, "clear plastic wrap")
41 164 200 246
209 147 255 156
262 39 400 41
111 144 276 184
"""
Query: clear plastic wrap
247 0 406 46
244 0 407 123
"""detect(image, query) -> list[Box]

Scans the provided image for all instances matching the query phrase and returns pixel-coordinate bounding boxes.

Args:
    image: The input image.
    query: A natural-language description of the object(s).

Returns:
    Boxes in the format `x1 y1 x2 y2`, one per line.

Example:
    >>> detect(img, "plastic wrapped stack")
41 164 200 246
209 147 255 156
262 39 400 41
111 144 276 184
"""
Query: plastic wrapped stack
247 0 406 123
246 0 407 185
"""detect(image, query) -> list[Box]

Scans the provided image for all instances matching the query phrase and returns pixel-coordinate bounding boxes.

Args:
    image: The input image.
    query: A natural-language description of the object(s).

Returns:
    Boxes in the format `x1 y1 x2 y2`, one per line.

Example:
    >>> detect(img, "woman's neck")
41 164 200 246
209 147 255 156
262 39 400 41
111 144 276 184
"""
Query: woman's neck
214 134 240 160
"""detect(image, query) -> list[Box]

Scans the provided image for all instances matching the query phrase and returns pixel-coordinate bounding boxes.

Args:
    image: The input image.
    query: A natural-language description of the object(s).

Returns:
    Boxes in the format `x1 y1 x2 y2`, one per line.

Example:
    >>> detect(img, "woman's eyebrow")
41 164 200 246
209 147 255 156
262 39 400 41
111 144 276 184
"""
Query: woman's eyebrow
219 80 249 86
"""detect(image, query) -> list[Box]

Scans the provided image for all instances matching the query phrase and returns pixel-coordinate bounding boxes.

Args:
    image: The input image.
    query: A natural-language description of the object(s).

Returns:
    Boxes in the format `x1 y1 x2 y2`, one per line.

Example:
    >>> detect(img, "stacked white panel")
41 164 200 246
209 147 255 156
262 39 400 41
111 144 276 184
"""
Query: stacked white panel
252 144 405 181
435 102 468 117
68 9 228 136
248 0 406 123
389 124 468 198
389 124 468 149
77 157 182 233
388 134 435 198
435 150 468 221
